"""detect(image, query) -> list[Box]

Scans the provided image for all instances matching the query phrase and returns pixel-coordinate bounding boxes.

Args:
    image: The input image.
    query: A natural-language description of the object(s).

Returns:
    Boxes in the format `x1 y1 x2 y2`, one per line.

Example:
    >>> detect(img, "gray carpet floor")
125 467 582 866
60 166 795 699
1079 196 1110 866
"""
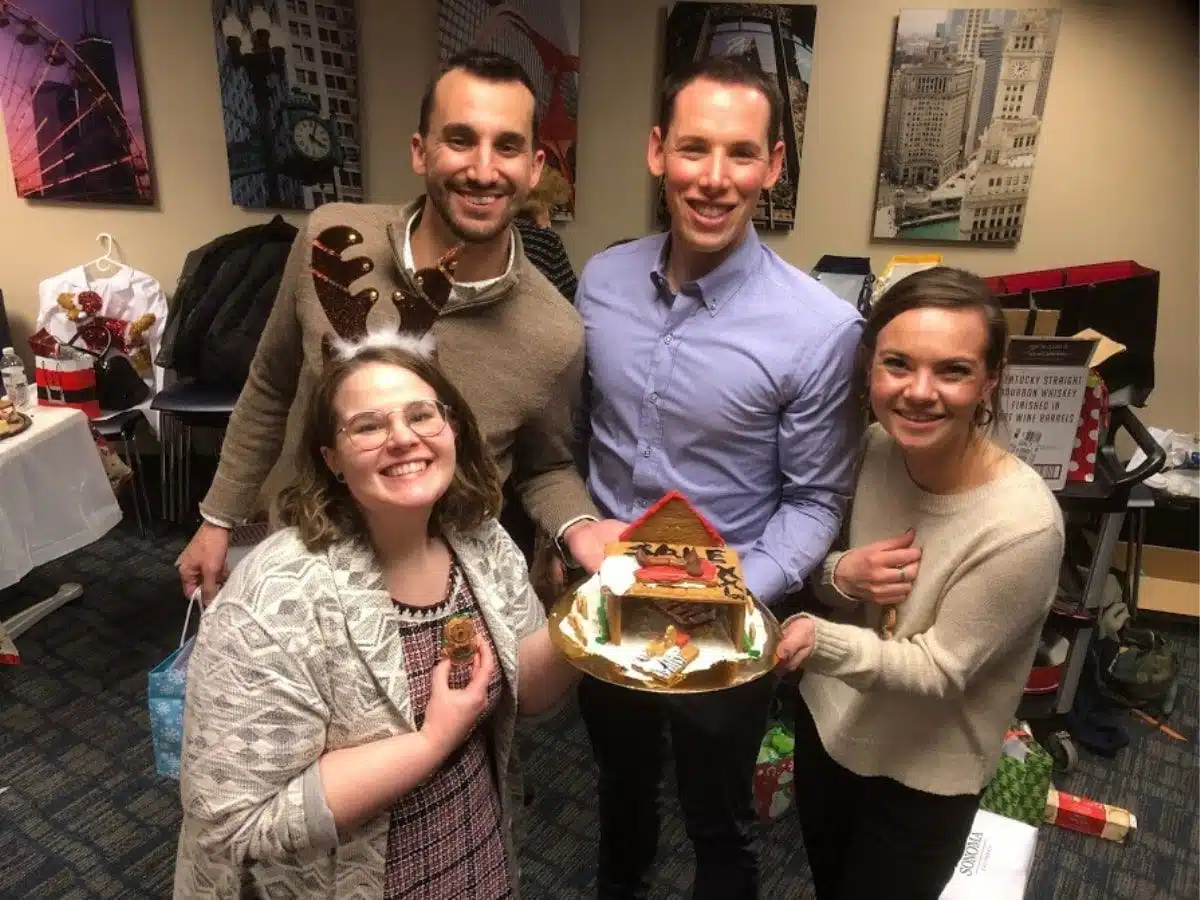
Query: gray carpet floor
1 518 1196 899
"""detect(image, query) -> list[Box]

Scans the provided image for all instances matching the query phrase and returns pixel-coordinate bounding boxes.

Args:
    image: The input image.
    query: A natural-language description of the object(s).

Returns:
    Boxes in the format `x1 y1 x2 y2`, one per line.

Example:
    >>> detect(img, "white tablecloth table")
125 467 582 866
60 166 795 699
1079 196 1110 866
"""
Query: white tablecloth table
0 407 122 644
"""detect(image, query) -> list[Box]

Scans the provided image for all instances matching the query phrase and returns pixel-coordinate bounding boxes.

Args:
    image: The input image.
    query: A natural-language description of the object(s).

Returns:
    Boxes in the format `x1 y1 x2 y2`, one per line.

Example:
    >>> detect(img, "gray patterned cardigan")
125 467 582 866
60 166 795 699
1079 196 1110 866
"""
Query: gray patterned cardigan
173 519 544 899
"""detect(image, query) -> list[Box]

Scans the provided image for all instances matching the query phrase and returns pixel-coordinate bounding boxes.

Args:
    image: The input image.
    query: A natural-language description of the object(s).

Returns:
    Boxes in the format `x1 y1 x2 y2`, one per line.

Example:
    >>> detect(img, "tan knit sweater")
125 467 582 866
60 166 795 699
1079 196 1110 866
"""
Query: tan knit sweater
199 199 597 534
799 424 1064 796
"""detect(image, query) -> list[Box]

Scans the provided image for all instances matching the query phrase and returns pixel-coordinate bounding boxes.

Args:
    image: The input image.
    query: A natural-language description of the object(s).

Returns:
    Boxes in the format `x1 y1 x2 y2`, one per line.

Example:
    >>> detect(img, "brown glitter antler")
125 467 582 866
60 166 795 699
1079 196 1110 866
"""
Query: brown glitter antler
393 243 460 335
312 226 462 363
312 225 378 346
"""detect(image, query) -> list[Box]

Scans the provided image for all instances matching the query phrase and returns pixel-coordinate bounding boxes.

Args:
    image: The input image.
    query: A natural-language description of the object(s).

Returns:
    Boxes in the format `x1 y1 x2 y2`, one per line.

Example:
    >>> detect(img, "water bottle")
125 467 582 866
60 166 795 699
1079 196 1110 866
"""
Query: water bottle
0 346 31 412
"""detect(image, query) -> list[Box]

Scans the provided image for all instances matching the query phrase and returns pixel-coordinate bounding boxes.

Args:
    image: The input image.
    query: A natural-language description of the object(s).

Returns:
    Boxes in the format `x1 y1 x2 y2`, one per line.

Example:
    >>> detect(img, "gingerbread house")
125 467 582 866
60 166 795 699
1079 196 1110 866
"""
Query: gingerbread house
600 491 751 646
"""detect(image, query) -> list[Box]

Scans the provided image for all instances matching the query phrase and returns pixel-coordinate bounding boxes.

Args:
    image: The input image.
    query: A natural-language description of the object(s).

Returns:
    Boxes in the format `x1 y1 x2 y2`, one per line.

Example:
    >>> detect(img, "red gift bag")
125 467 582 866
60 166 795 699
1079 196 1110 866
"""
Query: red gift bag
35 348 100 418
754 756 795 821
753 722 796 821
1068 372 1110 484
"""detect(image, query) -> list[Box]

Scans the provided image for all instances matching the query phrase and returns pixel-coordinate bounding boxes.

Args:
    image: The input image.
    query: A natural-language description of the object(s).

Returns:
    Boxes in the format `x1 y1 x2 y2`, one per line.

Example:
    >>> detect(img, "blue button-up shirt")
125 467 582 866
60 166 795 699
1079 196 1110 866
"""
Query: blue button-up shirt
576 230 864 606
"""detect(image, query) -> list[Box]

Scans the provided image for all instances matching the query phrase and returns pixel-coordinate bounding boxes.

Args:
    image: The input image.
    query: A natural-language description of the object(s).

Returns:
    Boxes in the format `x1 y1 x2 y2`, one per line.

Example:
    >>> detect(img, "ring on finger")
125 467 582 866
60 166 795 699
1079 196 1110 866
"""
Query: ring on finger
895 564 908 583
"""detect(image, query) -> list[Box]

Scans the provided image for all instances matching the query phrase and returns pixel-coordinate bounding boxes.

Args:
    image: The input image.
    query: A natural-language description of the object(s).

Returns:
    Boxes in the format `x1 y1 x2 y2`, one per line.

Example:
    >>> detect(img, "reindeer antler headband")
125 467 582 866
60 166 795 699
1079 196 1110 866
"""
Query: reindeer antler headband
310 224 461 363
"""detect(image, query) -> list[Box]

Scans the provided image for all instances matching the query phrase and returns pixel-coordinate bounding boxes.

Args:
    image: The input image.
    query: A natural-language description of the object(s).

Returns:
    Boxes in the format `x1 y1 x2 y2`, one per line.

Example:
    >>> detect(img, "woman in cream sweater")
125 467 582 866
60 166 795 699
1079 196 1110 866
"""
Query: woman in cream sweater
775 267 1064 899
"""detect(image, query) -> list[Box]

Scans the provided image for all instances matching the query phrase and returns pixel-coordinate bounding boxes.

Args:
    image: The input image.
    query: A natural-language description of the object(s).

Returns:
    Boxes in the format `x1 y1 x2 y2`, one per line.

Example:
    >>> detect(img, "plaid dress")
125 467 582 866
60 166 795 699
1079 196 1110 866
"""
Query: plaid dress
383 559 512 900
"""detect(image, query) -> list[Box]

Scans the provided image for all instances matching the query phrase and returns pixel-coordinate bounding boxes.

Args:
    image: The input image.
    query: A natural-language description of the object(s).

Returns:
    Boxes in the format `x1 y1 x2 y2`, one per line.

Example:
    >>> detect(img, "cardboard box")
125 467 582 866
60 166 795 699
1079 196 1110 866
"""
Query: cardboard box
1112 542 1200 618
1000 329 1125 491
1002 308 1061 339
872 253 942 304
940 808 1038 899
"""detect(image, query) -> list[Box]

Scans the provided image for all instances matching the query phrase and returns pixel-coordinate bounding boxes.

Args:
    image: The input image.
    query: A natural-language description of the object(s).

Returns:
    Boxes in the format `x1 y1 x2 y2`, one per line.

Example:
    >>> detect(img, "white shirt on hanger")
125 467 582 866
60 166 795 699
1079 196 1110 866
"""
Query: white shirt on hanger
36 263 169 436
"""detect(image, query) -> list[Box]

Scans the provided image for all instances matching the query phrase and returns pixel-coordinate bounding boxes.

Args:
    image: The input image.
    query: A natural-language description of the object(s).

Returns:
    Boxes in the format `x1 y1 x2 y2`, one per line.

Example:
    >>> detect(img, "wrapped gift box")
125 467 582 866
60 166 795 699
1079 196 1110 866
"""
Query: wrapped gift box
1045 788 1137 842
980 723 1054 827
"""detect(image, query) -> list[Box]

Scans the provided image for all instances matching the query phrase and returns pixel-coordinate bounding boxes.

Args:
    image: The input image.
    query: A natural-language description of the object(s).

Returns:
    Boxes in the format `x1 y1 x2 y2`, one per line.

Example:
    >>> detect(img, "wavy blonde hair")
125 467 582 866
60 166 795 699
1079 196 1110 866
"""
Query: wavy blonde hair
275 345 501 552
519 165 572 221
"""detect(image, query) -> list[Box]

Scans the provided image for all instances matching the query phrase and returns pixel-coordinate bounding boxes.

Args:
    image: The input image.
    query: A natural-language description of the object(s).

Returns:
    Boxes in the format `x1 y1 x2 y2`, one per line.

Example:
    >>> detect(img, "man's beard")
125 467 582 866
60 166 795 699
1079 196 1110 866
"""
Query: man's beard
426 179 516 244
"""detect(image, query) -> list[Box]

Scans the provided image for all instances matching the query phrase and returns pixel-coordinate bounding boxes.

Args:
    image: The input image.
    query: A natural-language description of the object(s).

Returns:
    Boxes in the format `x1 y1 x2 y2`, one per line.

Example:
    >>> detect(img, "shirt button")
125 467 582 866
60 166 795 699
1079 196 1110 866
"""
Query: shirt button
649 392 659 404
642 449 651 457
664 335 673 345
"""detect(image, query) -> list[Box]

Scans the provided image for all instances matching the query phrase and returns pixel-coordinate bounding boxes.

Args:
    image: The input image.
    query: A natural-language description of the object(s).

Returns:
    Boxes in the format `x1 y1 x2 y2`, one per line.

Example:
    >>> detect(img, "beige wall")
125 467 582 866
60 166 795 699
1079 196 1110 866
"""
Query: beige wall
0 0 1195 431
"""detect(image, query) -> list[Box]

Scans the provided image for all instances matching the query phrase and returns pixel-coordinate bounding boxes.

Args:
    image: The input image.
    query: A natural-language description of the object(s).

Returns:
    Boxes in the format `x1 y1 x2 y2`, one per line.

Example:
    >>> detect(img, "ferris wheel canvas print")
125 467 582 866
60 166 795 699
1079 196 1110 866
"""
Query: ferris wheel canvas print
0 0 154 204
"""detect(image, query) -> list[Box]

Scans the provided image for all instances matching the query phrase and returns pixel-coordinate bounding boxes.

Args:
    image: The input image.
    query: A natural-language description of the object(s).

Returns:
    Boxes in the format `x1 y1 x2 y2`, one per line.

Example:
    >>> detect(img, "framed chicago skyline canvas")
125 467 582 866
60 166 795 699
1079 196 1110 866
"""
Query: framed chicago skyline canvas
0 0 154 204
872 8 1063 245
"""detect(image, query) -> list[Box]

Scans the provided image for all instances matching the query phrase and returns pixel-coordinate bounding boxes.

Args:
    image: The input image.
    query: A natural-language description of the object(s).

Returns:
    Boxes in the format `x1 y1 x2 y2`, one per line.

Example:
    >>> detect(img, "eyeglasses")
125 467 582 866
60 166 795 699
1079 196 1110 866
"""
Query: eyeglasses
337 400 450 451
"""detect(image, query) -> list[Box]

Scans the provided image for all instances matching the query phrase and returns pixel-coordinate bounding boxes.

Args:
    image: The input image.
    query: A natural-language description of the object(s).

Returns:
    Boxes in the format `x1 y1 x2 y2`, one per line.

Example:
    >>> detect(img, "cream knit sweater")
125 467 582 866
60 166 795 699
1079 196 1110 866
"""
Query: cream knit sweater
799 424 1065 796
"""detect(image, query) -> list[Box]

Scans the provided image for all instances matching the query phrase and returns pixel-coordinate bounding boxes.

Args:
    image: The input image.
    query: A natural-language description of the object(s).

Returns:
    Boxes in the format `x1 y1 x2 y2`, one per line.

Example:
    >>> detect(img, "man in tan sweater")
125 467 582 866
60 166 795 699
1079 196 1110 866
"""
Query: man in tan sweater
178 50 620 603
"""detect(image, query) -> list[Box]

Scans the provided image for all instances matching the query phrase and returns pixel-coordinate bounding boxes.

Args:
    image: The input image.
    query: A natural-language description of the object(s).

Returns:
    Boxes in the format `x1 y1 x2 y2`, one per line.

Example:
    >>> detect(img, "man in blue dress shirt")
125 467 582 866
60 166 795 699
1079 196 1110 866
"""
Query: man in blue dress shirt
573 57 864 899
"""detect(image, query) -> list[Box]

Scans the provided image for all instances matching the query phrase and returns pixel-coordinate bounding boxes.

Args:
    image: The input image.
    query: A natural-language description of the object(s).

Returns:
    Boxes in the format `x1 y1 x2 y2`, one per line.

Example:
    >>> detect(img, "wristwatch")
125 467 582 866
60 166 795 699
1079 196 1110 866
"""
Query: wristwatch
554 515 597 569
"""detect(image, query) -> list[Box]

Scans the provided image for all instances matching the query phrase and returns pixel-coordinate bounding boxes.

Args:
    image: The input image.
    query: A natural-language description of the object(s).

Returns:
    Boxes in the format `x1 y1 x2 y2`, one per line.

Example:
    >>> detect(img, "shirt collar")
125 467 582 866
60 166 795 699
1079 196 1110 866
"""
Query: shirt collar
401 206 514 295
650 227 761 315
76 262 134 294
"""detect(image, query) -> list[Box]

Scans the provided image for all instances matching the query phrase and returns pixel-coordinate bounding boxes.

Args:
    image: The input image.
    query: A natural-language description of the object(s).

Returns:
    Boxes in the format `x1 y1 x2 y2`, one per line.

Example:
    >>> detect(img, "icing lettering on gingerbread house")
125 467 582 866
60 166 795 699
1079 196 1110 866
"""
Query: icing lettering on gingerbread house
600 491 750 647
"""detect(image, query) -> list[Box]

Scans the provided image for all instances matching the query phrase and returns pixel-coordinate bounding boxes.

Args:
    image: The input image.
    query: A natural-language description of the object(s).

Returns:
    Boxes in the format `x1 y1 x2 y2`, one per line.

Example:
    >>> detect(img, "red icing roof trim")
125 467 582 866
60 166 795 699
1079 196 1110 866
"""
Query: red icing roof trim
618 490 726 546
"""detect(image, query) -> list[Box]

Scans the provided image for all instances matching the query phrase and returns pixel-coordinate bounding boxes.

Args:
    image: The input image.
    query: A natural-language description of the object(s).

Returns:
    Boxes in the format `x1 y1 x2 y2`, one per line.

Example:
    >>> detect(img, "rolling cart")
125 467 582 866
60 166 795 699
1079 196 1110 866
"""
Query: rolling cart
1018 405 1167 771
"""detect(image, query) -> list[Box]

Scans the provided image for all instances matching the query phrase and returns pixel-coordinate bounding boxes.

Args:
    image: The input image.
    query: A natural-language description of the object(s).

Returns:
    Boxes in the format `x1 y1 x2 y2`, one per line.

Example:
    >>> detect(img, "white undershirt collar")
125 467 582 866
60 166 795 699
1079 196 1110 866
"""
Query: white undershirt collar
401 210 514 298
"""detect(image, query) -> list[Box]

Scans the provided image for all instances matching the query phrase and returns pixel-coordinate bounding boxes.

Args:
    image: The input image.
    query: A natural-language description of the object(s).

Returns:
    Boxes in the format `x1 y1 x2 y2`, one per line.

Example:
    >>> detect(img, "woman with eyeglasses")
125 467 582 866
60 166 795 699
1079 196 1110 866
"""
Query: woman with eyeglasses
174 338 581 899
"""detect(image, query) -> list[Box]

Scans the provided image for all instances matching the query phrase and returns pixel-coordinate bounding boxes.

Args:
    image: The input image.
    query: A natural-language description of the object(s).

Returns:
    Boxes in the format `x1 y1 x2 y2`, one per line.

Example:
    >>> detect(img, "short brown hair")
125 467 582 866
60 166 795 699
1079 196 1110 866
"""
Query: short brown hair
659 56 784 146
275 345 501 552
418 48 540 140
857 267 1009 432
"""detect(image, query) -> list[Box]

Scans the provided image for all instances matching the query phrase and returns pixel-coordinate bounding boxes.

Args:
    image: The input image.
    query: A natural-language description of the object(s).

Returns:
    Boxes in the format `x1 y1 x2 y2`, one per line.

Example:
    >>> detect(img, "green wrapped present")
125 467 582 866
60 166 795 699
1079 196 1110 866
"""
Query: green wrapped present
754 723 795 820
980 723 1054 827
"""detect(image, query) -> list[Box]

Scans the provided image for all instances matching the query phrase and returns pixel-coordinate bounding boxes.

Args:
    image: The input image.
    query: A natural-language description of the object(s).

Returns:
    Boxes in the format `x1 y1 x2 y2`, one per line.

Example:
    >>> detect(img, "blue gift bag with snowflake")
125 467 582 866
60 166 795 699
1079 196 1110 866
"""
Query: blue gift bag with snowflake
148 592 200 779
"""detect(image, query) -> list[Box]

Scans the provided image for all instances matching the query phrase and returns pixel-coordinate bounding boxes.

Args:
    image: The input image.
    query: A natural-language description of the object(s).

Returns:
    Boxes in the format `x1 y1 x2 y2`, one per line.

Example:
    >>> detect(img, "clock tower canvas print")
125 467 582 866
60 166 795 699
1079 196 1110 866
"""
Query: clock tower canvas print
212 0 363 210
872 8 1062 245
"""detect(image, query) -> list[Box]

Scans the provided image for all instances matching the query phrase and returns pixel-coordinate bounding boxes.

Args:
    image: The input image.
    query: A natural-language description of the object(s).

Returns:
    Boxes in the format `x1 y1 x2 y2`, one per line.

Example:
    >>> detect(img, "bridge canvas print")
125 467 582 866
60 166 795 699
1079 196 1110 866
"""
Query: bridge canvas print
0 0 153 204
873 8 1063 245
436 0 581 223
659 2 817 233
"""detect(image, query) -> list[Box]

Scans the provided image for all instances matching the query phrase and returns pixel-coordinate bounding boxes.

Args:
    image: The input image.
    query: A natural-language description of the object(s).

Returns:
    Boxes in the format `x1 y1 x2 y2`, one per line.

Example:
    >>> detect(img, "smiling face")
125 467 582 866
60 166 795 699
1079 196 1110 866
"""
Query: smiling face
648 77 783 269
320 362 457 518
869 307 999 455
411 68 545 244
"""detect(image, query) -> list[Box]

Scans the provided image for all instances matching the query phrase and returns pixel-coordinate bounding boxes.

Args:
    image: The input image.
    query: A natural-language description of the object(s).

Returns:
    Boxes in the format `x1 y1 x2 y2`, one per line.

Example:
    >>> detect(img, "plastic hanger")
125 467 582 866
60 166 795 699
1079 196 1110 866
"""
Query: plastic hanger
85 232 120 274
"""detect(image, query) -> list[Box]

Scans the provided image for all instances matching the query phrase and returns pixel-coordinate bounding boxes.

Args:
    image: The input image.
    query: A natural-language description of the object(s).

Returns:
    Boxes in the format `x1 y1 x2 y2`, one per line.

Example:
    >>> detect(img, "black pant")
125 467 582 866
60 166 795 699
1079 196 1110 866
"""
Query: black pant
577 673 778 900
793 701 981 900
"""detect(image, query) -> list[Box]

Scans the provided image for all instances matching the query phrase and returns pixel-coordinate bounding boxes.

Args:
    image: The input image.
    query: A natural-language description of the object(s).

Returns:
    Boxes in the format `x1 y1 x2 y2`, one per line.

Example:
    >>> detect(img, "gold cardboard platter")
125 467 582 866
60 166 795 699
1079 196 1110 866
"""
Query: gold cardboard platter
547 576 783 695
0 412 32 442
